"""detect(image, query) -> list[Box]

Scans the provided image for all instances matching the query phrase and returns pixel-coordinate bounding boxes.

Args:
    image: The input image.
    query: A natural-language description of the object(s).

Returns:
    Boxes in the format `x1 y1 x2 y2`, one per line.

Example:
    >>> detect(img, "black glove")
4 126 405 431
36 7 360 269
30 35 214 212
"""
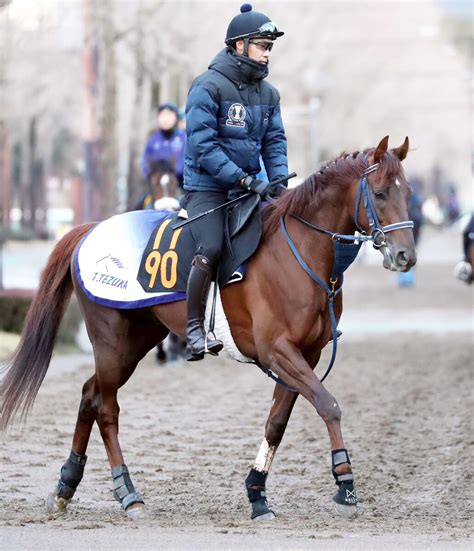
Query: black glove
239 176 272 198
268 182 288 198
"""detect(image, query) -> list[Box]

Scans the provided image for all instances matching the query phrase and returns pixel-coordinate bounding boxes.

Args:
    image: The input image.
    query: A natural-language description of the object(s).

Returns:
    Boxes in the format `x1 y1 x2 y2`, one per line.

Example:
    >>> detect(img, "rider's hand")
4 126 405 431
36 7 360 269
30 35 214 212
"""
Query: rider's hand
268 183 287 198
239 176 272 198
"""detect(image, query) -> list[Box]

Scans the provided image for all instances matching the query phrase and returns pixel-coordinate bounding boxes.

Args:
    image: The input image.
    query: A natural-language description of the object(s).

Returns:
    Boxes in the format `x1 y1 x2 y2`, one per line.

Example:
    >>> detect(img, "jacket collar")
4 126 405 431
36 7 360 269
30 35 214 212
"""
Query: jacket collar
209 48 269 86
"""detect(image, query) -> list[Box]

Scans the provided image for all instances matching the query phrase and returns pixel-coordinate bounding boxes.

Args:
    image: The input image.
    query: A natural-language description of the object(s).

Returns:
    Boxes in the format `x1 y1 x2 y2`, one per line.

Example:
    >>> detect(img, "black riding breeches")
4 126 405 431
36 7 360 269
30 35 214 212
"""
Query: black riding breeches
185 191 229 269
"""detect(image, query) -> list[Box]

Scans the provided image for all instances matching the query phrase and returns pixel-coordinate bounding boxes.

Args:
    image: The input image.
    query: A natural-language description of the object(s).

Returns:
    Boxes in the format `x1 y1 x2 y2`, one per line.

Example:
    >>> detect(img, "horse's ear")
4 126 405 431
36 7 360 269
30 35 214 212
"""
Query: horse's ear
392 136 409 161
374 135 389 163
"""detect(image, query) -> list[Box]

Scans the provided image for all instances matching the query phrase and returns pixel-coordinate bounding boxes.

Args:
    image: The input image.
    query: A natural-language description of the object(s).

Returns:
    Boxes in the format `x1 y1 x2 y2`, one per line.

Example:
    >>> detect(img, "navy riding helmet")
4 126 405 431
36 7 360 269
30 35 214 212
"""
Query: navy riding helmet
225 3 284 45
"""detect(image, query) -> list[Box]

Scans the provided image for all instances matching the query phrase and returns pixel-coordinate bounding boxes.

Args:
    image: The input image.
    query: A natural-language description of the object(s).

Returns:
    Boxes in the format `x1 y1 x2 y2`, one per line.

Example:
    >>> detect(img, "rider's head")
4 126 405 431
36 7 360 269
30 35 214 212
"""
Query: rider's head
157 102 179 132
225 4 284 63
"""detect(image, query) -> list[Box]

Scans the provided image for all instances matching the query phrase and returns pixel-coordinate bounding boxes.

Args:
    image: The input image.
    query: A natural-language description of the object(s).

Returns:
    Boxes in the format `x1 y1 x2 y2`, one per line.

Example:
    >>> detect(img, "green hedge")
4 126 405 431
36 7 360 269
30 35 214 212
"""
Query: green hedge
0 293 83 344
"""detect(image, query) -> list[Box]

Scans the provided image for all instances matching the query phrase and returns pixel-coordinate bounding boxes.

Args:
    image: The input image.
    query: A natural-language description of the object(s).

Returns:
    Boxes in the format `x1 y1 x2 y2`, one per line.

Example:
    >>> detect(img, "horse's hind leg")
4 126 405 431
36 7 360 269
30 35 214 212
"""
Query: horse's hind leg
92 315 168 518
94 355 146 518
46 375 99 513
245 385 298 521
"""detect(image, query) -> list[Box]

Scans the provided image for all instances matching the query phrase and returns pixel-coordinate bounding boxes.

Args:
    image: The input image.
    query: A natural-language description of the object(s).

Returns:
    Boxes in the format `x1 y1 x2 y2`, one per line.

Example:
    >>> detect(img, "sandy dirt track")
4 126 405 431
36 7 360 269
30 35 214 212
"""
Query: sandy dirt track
1 259 473 550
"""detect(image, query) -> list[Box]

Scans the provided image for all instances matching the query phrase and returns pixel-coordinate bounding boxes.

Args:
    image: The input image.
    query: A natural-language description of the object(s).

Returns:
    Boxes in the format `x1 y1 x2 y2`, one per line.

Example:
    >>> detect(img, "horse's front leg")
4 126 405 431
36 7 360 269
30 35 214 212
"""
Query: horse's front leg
245 385 299 520
261 338 358 518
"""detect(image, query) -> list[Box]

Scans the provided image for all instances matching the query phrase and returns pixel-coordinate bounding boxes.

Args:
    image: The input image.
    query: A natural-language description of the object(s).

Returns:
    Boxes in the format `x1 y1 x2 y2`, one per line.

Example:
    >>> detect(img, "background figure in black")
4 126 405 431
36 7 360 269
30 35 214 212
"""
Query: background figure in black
454 213 474 284
397 178 424 288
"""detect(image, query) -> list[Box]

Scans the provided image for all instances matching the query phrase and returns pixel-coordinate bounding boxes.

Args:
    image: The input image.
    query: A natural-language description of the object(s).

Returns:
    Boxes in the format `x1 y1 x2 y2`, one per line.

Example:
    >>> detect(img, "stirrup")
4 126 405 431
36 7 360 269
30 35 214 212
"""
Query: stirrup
205 330 223 356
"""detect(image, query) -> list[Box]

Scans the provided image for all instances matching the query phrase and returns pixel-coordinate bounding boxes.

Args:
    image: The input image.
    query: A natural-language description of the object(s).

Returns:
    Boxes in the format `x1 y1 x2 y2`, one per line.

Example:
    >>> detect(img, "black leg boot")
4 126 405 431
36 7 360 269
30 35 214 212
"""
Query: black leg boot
186 254 223 361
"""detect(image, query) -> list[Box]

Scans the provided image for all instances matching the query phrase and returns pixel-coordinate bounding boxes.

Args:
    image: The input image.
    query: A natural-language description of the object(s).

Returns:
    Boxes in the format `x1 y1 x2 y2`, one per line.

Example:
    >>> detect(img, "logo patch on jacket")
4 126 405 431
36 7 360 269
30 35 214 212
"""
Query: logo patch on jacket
226 103 246 127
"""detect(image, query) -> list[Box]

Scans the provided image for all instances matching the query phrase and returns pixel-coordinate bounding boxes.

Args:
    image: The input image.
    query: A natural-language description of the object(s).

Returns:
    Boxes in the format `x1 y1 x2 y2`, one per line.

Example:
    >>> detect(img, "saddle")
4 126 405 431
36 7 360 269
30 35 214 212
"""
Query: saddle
137 194 262 293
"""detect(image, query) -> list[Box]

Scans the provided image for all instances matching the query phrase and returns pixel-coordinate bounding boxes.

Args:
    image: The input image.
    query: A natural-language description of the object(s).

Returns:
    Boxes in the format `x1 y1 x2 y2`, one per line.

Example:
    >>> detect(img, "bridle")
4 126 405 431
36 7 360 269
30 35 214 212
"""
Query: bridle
353 162 414 249
290 160 414 251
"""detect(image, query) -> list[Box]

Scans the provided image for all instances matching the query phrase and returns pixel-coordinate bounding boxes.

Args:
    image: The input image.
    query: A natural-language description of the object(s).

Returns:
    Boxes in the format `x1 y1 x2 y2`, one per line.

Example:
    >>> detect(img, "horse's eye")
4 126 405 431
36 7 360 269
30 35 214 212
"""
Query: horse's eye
374 191 386 201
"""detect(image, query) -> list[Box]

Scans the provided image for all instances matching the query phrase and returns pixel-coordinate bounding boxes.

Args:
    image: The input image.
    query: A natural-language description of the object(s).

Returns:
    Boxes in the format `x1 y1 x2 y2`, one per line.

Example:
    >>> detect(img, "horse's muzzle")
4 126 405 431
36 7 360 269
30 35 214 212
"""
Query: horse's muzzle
382 245 417 272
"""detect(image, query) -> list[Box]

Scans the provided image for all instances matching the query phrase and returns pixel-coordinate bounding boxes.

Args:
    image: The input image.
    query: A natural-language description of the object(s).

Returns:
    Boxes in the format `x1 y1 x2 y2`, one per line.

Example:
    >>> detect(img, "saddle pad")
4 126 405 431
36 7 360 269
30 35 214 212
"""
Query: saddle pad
75 210 186 309
137 203 261 293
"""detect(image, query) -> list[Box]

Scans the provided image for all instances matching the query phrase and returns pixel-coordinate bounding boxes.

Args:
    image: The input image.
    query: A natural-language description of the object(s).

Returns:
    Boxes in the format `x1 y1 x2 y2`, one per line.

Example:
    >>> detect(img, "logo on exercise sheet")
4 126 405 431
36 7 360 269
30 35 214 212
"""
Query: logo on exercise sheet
93 254 128 289
226 103 246 127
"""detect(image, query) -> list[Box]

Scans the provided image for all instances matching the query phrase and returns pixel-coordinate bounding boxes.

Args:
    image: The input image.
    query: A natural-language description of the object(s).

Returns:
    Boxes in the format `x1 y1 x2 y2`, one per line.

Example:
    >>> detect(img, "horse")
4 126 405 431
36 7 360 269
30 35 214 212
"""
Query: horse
1 136 416 521
132 158 182 213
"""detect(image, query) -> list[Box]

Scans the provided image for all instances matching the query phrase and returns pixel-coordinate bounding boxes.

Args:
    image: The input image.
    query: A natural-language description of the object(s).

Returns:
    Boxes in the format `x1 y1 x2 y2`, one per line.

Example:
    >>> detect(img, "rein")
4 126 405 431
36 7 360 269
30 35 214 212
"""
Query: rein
276 161 414 387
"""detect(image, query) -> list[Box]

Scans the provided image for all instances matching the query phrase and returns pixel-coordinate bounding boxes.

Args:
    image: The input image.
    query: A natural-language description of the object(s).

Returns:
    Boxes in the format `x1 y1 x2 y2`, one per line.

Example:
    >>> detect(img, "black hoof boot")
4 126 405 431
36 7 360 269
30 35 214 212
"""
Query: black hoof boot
245 468 275 521
186 255 223 361
334 482 357 506
46 450 88 513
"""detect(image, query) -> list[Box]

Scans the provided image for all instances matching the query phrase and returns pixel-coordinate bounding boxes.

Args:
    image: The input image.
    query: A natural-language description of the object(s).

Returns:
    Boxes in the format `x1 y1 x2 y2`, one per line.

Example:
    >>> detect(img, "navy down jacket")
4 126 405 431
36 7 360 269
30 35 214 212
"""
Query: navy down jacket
183 48 288 192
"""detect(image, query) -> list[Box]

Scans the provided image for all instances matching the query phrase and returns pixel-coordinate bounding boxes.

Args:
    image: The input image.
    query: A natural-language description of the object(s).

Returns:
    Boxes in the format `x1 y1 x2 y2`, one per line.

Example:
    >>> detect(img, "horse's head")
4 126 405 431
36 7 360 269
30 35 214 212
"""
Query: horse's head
356 136 417 272
148 159 180 211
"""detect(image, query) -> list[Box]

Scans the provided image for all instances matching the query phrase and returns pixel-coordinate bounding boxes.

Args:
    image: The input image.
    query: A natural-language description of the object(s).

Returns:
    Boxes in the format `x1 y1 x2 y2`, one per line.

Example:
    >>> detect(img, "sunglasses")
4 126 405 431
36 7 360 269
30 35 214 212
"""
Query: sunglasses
249 40 274 52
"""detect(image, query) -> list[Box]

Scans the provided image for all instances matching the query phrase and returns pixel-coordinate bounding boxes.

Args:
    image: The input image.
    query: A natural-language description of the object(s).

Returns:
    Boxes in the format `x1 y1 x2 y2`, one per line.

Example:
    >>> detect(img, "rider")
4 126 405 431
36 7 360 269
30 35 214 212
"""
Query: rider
183 3 288 361
141 101 186 189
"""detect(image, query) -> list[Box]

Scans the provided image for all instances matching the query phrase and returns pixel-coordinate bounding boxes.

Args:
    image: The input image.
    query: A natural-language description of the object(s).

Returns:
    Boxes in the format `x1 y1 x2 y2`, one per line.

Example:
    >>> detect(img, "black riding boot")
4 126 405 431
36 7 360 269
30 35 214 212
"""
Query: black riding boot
186 254 223 361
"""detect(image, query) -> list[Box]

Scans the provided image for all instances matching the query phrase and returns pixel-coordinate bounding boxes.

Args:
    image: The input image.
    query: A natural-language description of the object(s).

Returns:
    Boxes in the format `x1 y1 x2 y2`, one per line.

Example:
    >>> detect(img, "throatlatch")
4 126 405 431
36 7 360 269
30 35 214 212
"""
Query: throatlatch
331 448 357 506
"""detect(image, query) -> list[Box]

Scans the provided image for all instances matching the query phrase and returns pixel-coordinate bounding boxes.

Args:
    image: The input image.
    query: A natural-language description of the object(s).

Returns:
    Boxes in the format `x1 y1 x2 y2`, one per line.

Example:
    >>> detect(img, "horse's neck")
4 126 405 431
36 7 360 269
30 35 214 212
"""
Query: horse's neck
299 180 356 237
279 180 358 282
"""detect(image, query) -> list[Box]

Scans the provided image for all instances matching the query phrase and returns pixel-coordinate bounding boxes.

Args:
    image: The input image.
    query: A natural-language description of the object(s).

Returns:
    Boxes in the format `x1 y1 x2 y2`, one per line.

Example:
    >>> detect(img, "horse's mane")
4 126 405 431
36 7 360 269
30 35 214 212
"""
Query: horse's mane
263 148 403 235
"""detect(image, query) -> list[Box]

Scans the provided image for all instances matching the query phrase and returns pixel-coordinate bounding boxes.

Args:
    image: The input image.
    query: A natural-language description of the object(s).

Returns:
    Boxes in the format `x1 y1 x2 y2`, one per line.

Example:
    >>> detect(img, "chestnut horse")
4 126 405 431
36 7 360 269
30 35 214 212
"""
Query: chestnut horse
1 136 416 521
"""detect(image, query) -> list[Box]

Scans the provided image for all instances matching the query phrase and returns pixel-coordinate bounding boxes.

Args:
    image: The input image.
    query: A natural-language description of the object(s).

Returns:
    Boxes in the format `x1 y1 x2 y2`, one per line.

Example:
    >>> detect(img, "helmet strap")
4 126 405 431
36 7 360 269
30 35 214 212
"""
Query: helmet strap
243 37 250 57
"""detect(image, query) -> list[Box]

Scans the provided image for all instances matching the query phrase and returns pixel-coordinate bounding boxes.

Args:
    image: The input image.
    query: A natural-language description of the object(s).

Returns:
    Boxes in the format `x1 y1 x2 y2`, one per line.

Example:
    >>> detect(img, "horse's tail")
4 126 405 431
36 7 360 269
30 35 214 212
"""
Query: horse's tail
1 223 95 429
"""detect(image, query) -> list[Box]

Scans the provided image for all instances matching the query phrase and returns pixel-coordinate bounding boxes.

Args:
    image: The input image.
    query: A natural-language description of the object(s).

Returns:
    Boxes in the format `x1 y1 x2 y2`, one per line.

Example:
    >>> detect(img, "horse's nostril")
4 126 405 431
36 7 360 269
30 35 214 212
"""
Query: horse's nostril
396 250 409 266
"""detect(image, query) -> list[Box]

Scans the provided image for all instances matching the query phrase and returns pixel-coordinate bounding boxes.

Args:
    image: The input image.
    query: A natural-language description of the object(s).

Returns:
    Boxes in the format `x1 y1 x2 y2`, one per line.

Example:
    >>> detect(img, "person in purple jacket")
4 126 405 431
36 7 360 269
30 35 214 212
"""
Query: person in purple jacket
140 102 186 188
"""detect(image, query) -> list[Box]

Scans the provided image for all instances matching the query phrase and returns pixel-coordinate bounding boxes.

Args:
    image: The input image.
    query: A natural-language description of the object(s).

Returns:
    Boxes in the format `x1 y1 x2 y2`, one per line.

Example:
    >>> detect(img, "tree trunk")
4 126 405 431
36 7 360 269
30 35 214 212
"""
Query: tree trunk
0 122 10 228
98 0 118 219
126 4 147 209
81 0 101 222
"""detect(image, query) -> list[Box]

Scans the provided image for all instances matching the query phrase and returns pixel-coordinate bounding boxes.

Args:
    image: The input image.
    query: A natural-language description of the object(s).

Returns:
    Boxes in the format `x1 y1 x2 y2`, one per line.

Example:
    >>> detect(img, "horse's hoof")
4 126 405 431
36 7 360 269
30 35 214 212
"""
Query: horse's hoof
250 499 275 521
46 492 69 514
126 502 147 520
252 511 275 521
334 502 360 519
